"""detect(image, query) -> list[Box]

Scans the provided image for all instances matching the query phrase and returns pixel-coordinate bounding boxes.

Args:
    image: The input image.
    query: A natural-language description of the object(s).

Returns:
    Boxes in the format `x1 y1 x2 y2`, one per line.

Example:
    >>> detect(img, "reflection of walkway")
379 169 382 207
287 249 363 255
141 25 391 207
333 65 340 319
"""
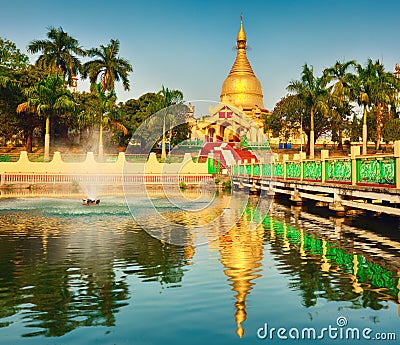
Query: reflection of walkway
266 207 400 312
216 218 265 338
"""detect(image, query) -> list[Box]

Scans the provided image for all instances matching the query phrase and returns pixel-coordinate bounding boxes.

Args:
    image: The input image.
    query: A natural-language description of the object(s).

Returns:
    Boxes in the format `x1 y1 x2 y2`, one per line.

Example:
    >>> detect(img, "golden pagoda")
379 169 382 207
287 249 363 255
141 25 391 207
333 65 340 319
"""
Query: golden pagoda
220 17 268 120
190 16 269 144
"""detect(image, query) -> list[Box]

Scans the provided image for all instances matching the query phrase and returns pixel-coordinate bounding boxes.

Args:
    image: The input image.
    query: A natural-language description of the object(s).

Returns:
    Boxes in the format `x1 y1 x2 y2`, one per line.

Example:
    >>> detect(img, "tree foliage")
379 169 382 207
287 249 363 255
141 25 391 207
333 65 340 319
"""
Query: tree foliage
356 59 400 148
323 60 357 148
0 37 29 70
271 59 400 151
25 74 76 157
26 74 76 120
383 118 400 142
82 39 132 92
27 26 86 84
280 64 330 154
127 86 189 151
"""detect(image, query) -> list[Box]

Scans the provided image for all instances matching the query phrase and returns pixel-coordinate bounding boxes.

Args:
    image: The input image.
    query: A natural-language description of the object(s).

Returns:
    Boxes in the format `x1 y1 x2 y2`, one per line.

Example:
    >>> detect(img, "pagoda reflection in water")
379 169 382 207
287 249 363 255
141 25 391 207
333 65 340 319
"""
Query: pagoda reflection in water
214 197 267 338
214 199 400 338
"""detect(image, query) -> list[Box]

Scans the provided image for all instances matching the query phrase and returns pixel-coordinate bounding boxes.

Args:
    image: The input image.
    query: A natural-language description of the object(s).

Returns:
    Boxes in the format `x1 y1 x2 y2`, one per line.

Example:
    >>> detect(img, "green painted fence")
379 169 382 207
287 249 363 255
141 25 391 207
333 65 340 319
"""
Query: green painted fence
303 160 322 181
207 158 220 174
357 157 395 186
232 154 398 187
325 158 352 183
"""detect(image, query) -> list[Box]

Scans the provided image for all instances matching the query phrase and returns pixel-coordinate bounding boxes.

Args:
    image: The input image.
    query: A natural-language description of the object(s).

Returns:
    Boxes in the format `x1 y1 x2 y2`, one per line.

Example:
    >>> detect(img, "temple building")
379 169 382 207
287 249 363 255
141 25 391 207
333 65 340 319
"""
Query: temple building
191 17 269 144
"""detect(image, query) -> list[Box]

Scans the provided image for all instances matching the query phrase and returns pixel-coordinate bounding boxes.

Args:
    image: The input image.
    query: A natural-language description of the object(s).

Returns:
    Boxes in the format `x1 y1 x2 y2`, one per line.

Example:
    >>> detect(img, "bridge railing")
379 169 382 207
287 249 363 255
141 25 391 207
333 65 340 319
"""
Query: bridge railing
231 141 400 189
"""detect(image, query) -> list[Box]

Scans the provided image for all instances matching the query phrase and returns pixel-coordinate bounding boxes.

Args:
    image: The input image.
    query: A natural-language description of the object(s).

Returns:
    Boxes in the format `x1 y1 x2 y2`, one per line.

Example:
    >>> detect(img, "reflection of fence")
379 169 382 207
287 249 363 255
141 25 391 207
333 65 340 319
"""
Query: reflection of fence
262 215 400 301
242 200 400 299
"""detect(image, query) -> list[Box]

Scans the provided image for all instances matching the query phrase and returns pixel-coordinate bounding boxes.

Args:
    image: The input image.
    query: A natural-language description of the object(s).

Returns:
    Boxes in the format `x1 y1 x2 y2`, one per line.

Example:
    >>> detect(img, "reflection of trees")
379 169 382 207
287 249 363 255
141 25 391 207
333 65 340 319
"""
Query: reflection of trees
0 214 193 337
119 226 193 285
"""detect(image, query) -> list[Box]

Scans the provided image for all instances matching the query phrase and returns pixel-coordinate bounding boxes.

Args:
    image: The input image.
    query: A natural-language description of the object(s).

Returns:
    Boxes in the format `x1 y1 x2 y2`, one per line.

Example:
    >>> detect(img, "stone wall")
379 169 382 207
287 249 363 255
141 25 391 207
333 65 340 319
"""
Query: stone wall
0 151 210 181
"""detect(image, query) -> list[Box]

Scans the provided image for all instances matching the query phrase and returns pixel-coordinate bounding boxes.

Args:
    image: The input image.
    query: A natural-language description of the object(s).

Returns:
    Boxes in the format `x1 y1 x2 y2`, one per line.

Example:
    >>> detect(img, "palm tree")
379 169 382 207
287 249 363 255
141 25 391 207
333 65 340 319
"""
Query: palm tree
91 83 115 157
372 63 400 149
287 64 329 158
357 59 400 153
323 60 357 149
357 60 377 154
25 74 76 161
27 26 86 85
89 83 127 157
155 86 184 158
82 39 132 92
158 85 184 107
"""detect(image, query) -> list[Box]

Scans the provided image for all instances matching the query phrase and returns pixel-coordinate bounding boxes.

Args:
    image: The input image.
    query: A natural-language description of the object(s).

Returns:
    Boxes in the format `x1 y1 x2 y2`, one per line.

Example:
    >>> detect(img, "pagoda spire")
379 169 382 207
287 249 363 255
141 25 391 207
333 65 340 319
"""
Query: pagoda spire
220 15 266 112
236 15 247 48
228 16 255 77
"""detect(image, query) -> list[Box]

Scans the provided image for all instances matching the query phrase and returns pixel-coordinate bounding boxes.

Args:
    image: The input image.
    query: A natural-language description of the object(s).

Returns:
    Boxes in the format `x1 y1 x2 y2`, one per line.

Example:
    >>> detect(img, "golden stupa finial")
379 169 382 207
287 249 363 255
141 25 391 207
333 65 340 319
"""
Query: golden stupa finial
237 15 247 46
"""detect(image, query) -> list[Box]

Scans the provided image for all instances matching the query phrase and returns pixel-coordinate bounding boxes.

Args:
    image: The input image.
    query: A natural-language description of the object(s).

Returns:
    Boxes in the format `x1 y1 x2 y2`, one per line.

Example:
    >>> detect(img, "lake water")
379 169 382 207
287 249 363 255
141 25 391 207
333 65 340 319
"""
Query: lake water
0 193 399 344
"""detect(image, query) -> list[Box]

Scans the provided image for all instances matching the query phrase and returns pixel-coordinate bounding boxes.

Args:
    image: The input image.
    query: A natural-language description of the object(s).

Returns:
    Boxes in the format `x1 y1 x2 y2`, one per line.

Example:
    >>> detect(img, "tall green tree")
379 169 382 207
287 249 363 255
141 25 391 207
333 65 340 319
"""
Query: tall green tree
323 60 357 149
27 26 85 85
153 86 190 154
90 83 118 156
370 62 400 149
356 59 400 153
157 85 183 108
82 39 132 92
383 118 400 142
128 87 189 152
287 64 329 157
348 113 361 143
119 93 162 149
268 95 303 143
0 39 34 148
0 37 29 70
25 74 76 160
271 94 330 152
77 84 127 156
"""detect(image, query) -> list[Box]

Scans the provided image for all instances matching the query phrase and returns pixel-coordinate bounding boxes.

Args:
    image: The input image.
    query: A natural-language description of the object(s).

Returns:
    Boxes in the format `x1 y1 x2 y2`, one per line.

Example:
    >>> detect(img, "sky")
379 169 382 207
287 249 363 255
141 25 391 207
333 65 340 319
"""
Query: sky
1 0 399 112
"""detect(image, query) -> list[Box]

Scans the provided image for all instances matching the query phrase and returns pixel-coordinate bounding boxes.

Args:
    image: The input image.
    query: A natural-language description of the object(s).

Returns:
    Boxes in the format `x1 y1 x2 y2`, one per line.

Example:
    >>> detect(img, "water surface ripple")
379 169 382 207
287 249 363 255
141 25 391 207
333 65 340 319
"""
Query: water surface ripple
0 195 398 344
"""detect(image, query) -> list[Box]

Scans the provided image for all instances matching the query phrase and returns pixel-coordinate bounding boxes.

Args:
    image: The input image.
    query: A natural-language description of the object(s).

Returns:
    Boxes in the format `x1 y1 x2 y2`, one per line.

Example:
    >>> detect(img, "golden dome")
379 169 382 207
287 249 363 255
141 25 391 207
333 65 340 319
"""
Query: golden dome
220 17 265 111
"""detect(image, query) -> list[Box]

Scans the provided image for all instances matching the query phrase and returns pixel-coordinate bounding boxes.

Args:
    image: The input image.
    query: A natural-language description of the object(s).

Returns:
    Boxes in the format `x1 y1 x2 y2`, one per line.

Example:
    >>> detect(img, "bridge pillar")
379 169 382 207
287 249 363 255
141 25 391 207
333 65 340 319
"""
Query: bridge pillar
321 150 329 183
351 145 361 186
282 154 289 180
290 186 302 205
394 140 400 189
397 271 400 317
329 193 346 216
